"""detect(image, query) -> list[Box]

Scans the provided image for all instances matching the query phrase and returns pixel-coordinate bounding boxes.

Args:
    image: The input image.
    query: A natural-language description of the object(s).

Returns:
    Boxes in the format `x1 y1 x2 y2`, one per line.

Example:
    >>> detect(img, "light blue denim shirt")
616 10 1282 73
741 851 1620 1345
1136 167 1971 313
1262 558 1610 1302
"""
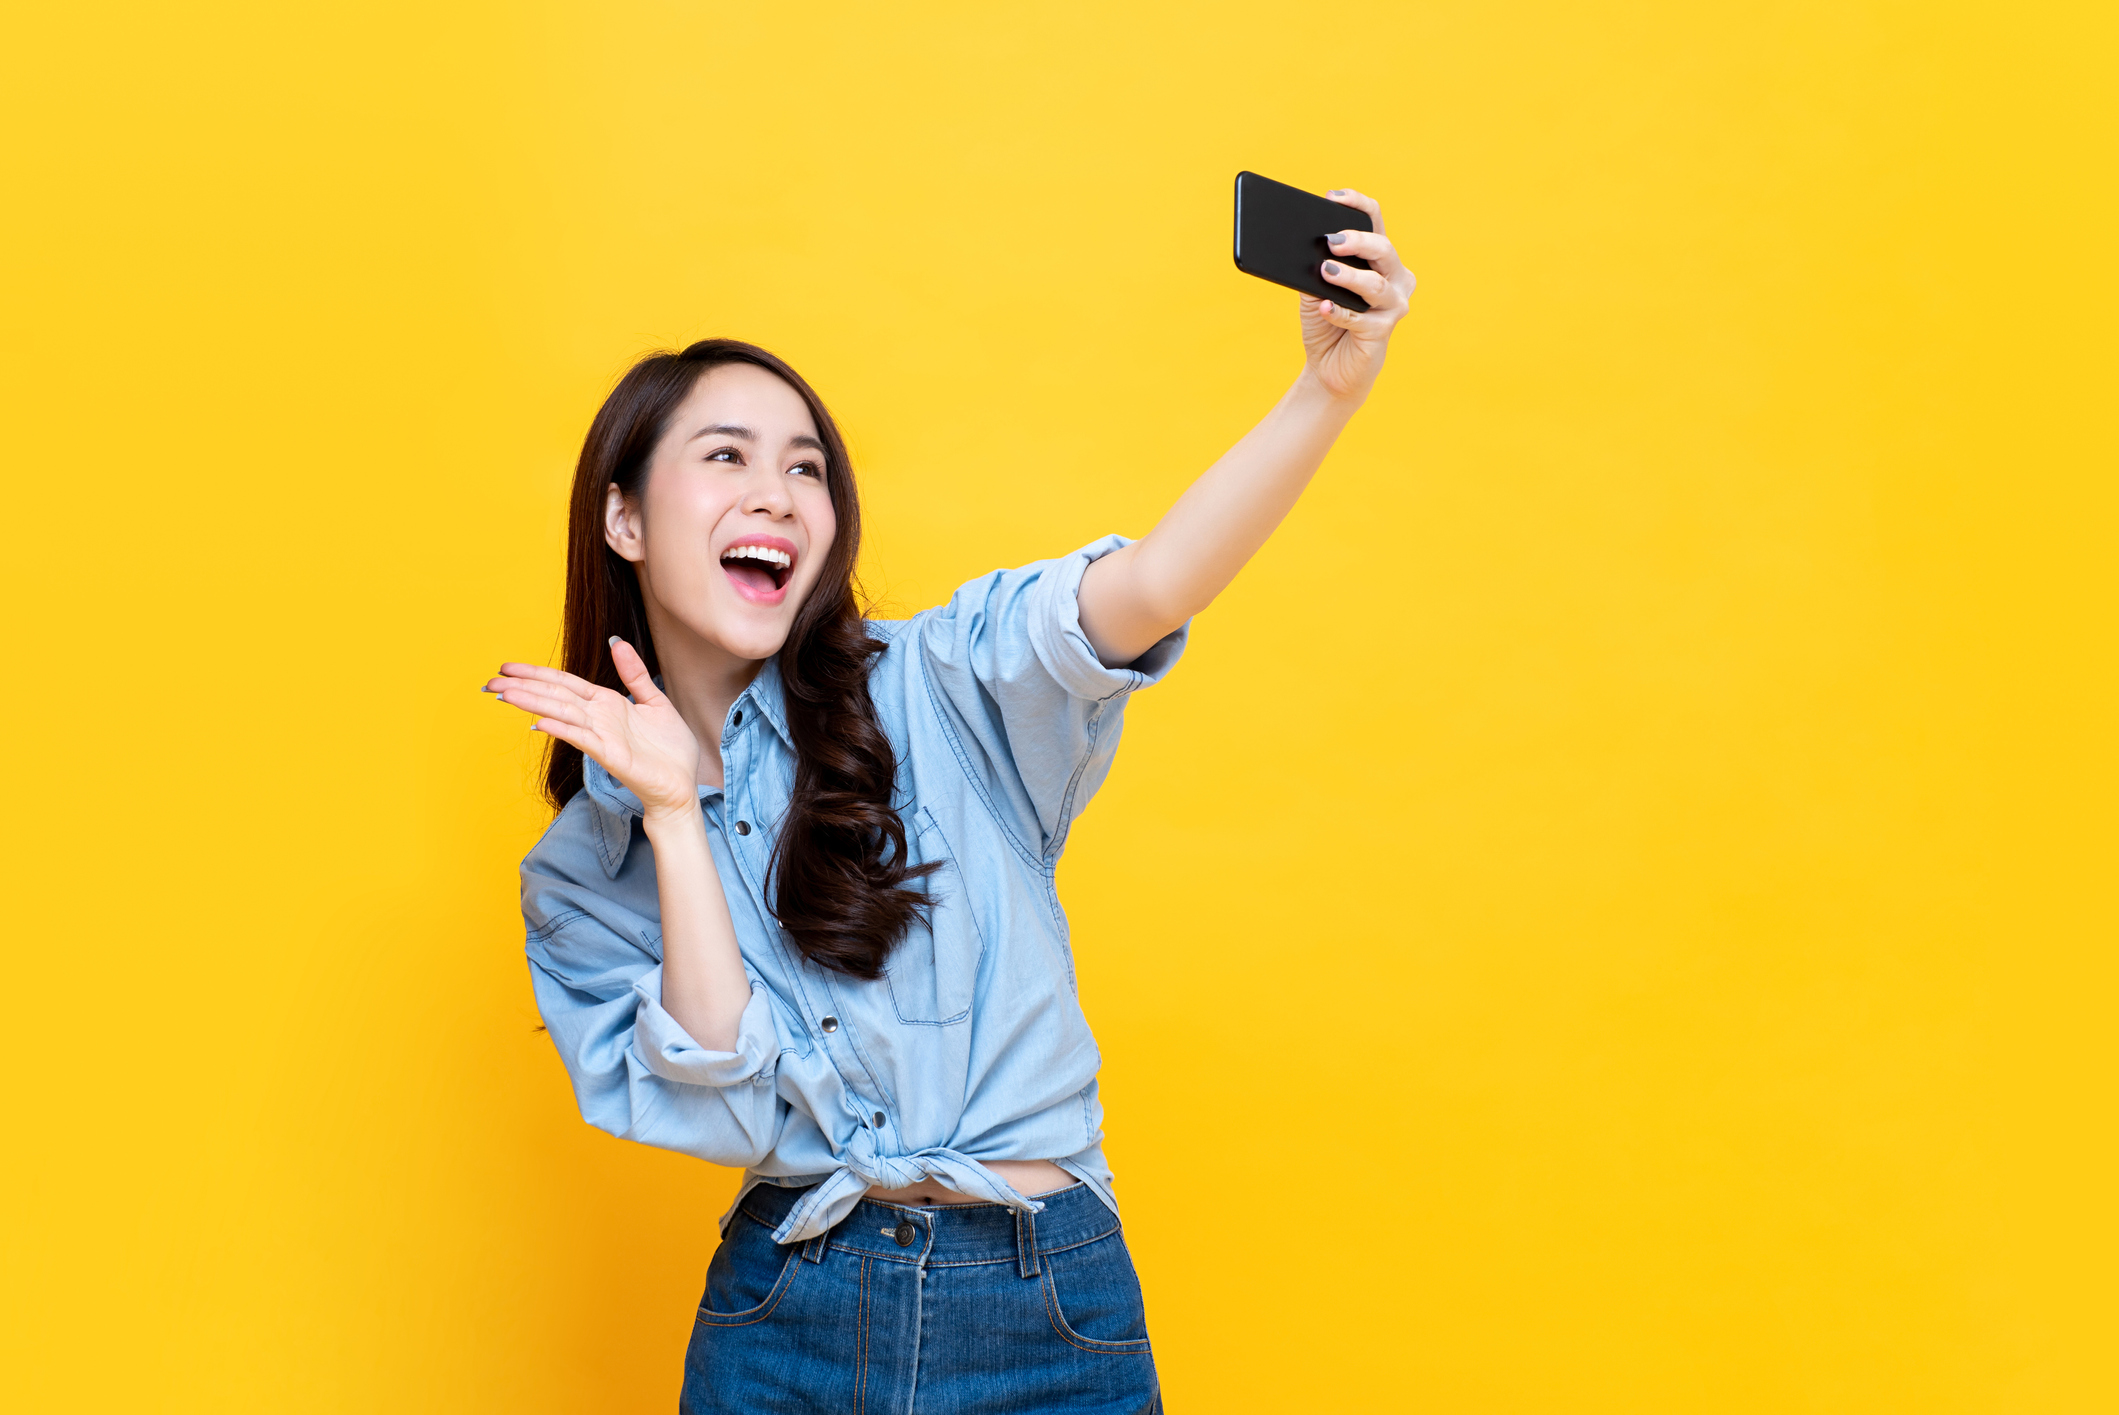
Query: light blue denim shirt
520 536 1186 1245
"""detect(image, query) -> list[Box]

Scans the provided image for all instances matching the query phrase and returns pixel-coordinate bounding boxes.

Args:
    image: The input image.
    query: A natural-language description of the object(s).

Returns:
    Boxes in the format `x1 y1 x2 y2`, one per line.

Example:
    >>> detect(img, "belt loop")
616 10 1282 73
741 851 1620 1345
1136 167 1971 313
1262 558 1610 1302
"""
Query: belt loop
801 1229 829 1264
1015 1205 1040 1279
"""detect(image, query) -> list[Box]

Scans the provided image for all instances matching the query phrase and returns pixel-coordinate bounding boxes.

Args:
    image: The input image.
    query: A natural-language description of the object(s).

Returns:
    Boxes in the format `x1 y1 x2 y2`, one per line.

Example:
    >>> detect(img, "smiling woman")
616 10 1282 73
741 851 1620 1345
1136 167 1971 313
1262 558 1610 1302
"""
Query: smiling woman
535 342 939 991
487 197 1414 1414
588 352 841 673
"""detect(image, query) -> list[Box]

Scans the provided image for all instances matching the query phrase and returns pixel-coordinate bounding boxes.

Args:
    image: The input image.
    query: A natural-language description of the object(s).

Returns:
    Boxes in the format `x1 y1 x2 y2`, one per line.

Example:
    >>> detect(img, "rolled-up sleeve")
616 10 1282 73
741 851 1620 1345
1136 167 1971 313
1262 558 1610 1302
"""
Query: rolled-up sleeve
916 534 1187 859
525 888 786 1169
631 965 779 1086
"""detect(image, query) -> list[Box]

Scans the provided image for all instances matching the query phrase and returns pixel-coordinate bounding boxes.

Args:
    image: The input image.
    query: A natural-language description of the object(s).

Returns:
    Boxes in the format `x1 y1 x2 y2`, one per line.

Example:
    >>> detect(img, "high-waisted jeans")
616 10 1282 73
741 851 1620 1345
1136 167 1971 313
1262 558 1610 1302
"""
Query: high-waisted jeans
680 1180 1163 1413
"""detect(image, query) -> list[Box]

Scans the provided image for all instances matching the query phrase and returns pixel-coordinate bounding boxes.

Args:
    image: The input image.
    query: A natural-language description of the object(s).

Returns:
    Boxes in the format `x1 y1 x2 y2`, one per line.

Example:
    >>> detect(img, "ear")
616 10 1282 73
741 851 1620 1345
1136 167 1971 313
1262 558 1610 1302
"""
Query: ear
603 482 645 563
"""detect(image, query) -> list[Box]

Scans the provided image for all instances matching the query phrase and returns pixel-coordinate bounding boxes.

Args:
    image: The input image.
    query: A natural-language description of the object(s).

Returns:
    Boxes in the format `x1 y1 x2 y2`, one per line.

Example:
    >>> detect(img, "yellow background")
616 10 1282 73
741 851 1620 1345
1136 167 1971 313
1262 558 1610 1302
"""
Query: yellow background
4 2 2113 1410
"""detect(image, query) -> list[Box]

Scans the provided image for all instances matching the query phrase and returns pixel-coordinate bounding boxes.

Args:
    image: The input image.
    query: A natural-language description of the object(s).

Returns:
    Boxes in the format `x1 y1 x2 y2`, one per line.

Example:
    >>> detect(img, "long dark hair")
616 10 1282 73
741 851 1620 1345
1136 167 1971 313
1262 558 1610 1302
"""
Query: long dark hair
544 338 935 979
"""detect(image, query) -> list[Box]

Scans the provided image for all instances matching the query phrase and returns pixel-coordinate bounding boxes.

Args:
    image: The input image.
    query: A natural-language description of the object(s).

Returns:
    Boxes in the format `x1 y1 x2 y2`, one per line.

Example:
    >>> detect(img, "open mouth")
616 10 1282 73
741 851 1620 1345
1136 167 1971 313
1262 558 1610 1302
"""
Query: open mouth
720 541 795 603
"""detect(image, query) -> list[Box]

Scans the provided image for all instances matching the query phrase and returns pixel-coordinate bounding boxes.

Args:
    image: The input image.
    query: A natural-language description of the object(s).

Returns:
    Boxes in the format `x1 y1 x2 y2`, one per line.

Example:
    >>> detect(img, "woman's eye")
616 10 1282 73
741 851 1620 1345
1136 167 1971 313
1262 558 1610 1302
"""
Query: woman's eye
790 461 823 479
707 447 741 464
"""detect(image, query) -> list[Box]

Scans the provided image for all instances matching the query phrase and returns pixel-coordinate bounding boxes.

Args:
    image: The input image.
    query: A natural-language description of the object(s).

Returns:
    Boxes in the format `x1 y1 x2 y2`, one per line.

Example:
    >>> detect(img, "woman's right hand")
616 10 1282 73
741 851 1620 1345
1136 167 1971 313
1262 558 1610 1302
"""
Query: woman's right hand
487 638 701 819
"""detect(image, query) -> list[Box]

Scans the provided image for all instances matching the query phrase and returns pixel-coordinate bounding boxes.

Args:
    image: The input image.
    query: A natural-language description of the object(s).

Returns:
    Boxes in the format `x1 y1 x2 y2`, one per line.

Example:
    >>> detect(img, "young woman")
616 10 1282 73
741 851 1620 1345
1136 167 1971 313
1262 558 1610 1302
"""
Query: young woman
489 190 1412 1413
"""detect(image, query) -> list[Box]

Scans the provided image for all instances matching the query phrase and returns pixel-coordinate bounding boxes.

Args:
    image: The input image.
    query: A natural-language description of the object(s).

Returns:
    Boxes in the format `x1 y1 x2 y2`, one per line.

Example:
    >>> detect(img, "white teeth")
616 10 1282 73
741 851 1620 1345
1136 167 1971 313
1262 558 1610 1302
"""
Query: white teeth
721 545 793 569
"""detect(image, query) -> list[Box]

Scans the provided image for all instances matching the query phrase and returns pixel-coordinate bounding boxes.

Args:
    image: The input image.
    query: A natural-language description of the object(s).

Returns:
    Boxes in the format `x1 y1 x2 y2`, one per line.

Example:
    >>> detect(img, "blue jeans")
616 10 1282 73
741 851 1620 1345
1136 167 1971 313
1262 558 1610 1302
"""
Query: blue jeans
680 1180 1163 1413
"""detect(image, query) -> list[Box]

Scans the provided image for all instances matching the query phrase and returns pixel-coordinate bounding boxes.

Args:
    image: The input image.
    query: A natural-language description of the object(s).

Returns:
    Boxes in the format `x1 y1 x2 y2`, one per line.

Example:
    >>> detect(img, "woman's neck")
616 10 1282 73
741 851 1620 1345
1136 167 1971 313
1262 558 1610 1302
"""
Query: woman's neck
639 608 767 790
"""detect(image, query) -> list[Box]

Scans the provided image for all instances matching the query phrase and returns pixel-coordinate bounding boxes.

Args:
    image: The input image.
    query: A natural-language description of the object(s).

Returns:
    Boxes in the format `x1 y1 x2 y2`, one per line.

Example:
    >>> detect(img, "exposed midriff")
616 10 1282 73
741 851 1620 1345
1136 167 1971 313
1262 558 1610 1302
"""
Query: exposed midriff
863 1159 1074 1207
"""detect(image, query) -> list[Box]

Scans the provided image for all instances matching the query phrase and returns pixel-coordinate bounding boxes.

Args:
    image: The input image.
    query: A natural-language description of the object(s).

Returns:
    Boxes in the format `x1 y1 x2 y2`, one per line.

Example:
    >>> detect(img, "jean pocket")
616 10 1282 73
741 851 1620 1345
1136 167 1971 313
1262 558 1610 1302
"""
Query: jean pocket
1041 1230 1154 1355
695 1217 803 1328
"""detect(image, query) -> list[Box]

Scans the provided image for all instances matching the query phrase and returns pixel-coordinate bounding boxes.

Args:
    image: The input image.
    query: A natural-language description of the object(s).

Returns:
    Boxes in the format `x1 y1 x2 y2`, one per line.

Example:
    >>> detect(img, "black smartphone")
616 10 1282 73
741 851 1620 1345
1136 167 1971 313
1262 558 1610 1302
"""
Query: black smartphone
1233 171 1373 311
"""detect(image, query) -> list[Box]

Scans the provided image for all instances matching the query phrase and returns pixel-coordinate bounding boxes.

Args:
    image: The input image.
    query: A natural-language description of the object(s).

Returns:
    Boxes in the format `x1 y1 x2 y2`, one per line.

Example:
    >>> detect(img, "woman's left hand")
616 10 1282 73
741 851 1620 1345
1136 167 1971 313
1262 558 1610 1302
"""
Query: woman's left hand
1301 188 1416 402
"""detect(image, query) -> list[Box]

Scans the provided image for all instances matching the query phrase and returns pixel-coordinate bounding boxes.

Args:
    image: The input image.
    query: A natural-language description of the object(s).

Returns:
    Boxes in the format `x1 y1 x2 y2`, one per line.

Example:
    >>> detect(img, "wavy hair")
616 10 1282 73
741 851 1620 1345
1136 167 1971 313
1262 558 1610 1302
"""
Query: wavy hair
543 339 936 978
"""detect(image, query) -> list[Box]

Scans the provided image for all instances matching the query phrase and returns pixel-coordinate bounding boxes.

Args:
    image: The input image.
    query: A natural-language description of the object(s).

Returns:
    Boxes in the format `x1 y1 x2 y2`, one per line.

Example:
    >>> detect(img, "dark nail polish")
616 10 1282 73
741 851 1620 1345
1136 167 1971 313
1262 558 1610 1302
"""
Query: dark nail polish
1323 261 1341 275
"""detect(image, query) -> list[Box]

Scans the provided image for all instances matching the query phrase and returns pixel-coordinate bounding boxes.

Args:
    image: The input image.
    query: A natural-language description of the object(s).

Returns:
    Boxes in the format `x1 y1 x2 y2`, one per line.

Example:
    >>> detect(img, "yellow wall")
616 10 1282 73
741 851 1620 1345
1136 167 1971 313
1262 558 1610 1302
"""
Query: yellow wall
5 2 2113 1410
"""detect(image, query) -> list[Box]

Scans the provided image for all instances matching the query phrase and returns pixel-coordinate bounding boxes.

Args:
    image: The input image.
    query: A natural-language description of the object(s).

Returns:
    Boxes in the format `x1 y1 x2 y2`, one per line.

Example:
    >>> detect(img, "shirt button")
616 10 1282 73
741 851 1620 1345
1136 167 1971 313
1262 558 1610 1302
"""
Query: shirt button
820 1016 839 1033
873 1111 885 1127
894 1222 917 1247
732 709 743 726
734 819 751 835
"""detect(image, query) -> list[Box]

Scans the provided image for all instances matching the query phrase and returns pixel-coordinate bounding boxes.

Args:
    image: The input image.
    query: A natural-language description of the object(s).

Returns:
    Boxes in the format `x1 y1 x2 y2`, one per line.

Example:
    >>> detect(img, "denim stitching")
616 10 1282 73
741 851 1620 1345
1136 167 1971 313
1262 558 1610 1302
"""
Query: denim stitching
1041 1267 1152 1355
523 908 593 945
828 1242 923 1266
914 629 1050 873
1027 1227 1124 1260
828 992 903 1116
825 1218 1122 1268
853 1254 870 1411
884 809 989 1027
1016 1206 1040 1279
590 795 640 876
693 1241 800 1328
1041 700 1105 863
734 1205 796 1236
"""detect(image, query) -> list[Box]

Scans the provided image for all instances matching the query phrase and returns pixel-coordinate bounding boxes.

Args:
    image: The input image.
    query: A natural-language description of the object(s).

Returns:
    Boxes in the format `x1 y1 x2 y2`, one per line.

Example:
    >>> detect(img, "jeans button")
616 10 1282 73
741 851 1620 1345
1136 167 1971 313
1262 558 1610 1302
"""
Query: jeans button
894 1222 917 1248
820 1016 839 1033
734 819 751 835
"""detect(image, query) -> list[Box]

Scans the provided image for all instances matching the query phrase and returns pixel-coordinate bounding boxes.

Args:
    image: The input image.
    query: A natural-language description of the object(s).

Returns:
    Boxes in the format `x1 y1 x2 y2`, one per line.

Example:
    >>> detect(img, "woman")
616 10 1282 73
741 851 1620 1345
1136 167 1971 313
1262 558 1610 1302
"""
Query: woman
489 190 1413 1412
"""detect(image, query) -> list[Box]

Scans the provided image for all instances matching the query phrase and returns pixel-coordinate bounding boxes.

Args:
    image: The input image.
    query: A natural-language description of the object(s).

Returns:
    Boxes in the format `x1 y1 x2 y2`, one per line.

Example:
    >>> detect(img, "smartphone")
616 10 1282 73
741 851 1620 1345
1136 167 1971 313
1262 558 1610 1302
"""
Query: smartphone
1233 171 1373 311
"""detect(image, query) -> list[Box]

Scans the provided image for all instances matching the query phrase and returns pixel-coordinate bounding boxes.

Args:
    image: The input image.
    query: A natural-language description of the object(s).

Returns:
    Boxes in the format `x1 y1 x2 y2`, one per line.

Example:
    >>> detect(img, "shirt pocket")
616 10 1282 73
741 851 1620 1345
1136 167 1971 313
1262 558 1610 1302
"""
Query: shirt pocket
884 806 988 1026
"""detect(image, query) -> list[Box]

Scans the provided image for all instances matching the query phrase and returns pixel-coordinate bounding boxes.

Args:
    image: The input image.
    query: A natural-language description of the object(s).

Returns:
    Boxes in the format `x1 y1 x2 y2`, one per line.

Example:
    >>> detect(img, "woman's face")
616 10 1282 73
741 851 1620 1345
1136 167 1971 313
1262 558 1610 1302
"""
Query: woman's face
607 363 839 664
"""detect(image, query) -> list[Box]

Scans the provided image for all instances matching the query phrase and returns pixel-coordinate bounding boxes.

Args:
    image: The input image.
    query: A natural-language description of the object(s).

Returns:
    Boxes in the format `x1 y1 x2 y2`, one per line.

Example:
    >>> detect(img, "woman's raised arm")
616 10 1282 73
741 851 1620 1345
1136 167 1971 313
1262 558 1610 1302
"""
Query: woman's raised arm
1076 188 1416 667
489 638 753 1053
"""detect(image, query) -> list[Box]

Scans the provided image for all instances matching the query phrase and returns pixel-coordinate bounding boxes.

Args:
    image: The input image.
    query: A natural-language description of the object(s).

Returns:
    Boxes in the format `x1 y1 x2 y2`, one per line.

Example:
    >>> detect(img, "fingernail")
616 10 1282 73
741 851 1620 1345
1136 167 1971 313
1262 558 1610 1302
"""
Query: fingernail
1323 261 1341 275
1327 232 1346 246
1329 189 1345 196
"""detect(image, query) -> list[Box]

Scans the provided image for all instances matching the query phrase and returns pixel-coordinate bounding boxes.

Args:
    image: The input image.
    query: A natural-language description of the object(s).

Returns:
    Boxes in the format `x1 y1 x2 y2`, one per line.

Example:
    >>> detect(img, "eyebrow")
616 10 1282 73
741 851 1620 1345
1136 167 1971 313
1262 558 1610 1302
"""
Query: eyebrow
686 422 826 453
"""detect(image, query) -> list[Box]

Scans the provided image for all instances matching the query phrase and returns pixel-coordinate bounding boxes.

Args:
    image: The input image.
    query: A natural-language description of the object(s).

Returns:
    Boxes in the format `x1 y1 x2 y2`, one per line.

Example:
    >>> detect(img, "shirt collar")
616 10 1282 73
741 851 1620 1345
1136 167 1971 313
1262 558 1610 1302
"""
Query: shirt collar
581 757 645 878
743 653 796 751
579 656 795 879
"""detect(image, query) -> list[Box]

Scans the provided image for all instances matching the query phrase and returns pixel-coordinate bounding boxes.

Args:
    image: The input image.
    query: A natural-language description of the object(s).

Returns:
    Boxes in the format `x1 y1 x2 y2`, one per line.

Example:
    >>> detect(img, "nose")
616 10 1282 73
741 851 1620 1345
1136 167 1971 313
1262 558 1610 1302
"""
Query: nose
739 463 795 519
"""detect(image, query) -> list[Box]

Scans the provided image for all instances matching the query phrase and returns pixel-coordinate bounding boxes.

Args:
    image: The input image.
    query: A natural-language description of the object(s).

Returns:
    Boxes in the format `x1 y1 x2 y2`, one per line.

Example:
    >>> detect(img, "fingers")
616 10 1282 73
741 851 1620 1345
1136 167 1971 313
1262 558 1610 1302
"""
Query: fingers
1325 187 1385 236
488 662 598 700
526 713 592 751
1302 295 1376 332
493 683 591 728
1320 258 1391 308
491 681 600 758
608 636 668 705
480 639 661 716
1324 187 1414 308
1324 229 1411 289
